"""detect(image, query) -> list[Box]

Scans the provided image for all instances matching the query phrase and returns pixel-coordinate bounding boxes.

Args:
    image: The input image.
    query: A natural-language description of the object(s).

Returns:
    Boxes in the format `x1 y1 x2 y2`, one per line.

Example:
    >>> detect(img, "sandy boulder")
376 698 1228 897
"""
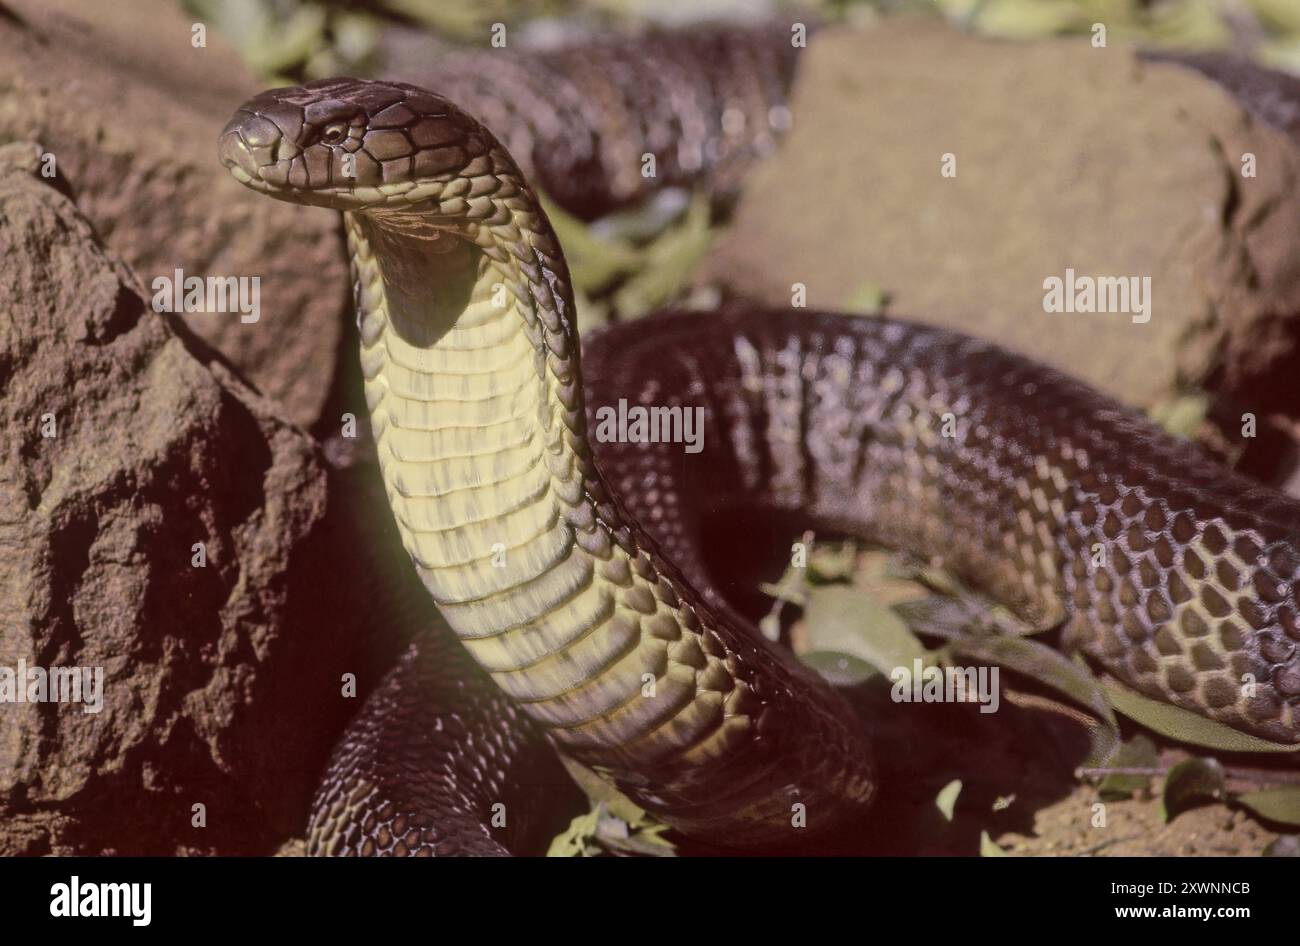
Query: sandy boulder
0 145 338 854
0 0 349 429
701 20 1300 416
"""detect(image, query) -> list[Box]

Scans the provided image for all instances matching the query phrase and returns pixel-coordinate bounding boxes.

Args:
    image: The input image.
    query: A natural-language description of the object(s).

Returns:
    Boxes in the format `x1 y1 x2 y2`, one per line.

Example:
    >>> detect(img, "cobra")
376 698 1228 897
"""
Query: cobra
219 70 1300 855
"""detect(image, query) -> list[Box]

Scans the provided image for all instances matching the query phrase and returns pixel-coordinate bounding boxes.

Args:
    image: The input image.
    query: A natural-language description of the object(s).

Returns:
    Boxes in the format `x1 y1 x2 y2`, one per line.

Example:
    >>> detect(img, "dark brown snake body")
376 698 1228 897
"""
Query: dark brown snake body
218 26 1300 856
408 22 802 219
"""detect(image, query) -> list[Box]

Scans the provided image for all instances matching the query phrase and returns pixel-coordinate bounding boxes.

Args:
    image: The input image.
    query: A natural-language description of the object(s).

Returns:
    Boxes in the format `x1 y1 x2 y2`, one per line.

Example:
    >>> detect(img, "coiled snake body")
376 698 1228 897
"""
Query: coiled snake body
219 31 1300 855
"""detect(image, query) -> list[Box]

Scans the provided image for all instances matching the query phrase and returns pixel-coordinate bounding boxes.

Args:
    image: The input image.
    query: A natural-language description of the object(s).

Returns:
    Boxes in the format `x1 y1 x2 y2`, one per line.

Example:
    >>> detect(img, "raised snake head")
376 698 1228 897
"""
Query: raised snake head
219 77 492 213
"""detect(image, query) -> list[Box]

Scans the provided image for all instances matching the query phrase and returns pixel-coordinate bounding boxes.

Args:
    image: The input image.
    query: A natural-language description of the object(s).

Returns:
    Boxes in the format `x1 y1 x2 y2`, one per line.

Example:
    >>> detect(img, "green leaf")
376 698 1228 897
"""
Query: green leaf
759 576 807 607
611 192 714 318
547 807 602 857
807 541 857 582
892 595 987 641
952 635 1117 728
803 585 928 675
550 759 676 857
935 779 962 822
1096 734 1159 800
1145 0 1235 48
890 574 1034 640
1236 788 1300 828
589 189 691 243
560 757 650 827
1101 677 1300 754
1158 758 1225 823
843 280 888 314
759 557 808 643
540 196 642 296
1251 0 1300 33
910 563 967 599
331 12 380 64
943 636 1120 765
1148 393 1208 439
979 831 1009 856
1261 34 1300 73
591 804 677 857
968 0 1090 39
800 650 880 687
371 0 507 40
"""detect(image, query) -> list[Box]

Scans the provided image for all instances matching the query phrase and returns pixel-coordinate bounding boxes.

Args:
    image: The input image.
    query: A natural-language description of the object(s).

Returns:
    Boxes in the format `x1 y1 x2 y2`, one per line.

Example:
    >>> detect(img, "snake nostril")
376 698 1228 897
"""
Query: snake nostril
218 130 264 182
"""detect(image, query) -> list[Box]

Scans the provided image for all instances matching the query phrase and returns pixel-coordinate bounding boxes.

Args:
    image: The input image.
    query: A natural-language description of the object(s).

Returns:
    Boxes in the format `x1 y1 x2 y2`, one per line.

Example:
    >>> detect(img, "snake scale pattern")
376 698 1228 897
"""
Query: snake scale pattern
408 22 802 219
218 25 1300 855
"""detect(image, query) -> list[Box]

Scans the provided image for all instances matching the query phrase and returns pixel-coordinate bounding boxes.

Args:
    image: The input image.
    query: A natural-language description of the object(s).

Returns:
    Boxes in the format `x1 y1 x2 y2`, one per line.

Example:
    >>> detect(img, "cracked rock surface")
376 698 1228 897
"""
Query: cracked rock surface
0 145 342 854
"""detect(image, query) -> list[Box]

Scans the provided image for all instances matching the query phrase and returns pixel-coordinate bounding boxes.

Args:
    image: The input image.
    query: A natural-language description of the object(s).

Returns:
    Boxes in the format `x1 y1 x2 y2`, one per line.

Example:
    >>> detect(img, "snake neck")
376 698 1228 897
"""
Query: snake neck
348 199 598 593
346 197 875 841
348 200 659 693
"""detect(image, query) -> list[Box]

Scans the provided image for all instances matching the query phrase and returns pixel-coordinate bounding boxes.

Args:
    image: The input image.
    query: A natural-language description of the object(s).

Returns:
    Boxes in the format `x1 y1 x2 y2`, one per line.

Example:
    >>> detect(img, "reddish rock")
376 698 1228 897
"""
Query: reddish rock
0 145 340 854
0 0 349 429
700 20 1300 418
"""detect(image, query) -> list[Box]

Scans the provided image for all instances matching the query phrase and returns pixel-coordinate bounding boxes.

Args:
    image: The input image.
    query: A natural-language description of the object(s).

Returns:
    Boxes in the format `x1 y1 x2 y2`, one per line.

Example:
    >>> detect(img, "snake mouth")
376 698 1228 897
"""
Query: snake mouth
218 125 374 211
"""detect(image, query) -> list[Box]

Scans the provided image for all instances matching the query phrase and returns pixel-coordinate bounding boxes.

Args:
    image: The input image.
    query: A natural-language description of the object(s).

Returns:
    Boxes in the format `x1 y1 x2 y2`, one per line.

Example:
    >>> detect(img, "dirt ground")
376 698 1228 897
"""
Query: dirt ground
998 785 1278 856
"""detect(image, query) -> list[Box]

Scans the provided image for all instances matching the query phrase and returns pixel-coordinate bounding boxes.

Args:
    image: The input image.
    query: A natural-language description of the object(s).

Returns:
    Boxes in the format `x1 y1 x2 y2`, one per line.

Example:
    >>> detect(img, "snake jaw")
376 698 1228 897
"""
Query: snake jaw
218 139 417 212
219 128 375 211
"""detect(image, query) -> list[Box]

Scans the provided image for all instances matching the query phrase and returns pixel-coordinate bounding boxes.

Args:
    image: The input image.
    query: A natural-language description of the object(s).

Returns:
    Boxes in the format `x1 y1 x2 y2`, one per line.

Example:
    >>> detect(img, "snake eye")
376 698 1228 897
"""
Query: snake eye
320 122 349 146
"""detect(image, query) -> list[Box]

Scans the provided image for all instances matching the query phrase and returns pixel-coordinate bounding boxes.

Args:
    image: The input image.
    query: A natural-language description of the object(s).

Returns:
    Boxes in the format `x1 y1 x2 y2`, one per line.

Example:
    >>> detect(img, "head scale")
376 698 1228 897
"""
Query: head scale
218 77 481 211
